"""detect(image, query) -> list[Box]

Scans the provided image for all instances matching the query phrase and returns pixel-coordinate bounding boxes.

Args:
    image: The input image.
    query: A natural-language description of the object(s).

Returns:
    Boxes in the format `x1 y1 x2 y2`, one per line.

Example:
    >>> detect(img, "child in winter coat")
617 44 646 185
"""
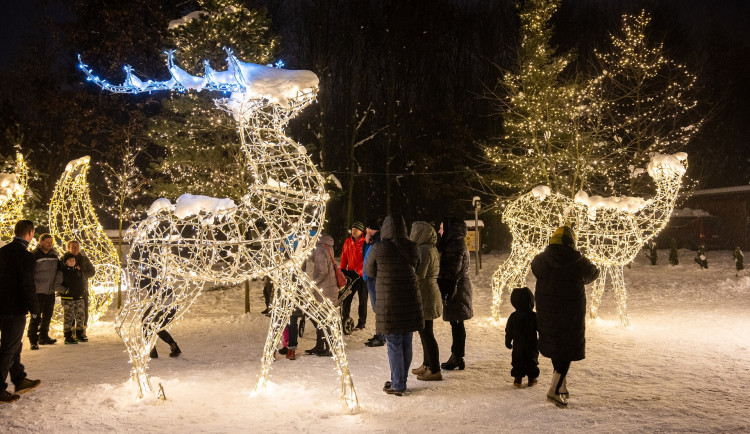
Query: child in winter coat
58 252 88 344
505 287 539 387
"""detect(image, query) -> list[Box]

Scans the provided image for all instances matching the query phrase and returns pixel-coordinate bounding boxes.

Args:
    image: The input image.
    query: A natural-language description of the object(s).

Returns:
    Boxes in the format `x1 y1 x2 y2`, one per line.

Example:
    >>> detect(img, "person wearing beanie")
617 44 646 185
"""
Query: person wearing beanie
531 225 599 407
340 220 368 331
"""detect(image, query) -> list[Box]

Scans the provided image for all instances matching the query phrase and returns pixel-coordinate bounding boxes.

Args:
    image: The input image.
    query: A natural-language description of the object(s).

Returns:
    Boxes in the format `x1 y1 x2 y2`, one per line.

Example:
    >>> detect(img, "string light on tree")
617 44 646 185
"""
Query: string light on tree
80 50 359 410
491 153 687 328
0 153 29 242
48 156 122 326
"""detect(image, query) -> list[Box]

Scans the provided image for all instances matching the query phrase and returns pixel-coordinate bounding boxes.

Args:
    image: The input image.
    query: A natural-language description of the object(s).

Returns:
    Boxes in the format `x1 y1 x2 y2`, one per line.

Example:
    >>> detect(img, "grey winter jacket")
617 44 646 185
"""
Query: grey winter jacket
410 221 442 321
33 247 62 295
438 217 473 322
364 215 424 335
307 233 339 305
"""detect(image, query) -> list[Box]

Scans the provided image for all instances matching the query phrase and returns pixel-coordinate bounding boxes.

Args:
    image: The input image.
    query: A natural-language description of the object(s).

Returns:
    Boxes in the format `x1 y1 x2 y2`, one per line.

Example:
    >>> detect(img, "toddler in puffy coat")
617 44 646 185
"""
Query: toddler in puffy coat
505 287 539 387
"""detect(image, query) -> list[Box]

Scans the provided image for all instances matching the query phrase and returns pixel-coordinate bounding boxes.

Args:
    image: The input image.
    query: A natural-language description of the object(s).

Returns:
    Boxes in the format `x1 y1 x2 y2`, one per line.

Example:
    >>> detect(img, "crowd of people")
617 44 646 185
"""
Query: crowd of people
0 217 598 408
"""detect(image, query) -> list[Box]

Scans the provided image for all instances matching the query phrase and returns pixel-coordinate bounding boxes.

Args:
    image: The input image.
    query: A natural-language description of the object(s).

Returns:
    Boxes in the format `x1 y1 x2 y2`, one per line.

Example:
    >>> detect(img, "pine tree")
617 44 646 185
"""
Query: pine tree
645 240 657 265
149 0 278 199
733 247 744 272
481 0 608 203
585 10 701 195
669 238 679 266
694 243 708 269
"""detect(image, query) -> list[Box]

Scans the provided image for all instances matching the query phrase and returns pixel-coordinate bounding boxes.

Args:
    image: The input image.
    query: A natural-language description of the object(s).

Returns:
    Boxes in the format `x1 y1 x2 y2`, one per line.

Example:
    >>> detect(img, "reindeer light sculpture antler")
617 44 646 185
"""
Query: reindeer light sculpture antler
491 153 687 328
80 49 359 409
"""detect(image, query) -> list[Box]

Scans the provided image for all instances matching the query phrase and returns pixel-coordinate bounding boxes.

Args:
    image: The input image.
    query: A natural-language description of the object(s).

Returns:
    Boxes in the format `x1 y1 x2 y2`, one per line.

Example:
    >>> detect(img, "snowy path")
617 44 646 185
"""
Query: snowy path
3 250 749 433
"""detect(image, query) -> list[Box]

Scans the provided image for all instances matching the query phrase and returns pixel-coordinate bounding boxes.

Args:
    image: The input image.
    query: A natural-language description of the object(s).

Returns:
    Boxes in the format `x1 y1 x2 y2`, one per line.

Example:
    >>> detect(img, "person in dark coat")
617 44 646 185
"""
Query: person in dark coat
437 217 473 371
0 220 41 403
409 221 442 381
505 287 539 387
28 233 62 348
362 219 385 347
364 214 423 395
59 252 88 344
66 240 96 340
531 225 599 407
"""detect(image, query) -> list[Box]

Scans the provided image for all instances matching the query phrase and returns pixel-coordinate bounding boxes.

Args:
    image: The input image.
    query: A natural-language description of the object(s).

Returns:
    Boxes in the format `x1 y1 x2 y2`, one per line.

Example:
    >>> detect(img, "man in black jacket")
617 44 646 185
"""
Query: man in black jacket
531 225 599 407
0 220 42 404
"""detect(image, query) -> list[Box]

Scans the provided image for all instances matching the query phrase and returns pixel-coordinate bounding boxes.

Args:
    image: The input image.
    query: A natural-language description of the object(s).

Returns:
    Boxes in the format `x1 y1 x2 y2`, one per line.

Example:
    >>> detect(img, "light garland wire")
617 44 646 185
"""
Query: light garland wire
0 153 29 242
48 156 121 326
81 50 359 409
491 153 687 327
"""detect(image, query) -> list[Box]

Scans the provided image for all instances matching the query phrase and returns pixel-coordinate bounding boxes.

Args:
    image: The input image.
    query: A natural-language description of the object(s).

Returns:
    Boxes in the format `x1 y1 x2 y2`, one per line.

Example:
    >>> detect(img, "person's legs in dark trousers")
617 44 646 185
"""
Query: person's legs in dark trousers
450 320 466 358
0 315 28 392
37 294 55 341
355 279 368 328
341 290 355 323
262 277 274 313
419 320 440 373
551 359 571 394
27 296 42 345
287 314 300 349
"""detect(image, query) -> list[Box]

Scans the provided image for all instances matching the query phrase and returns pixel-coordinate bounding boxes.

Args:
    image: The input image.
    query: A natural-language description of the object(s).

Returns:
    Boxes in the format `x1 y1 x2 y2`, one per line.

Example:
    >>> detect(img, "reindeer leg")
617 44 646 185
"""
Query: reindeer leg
277 268 359 410
115 294 156 398
255 284 293 391
589 265 608 320
610 266 631 328
491 242 535 321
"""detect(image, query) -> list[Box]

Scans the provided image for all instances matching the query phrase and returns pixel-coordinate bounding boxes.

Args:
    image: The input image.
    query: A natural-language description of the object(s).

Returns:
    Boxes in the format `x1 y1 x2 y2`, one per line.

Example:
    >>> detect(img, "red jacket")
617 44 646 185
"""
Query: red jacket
340 236 365 276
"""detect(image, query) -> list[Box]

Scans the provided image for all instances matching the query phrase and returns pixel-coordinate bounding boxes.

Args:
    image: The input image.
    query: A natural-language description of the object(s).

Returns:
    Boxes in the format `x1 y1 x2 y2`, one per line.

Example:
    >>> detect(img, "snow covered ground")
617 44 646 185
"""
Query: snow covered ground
3 249 749 433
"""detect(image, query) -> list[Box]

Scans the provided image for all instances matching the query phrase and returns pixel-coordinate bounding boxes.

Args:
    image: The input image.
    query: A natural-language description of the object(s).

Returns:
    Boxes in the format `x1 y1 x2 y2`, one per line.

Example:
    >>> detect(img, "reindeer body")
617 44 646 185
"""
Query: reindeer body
81 51 358 409
491 153 687 327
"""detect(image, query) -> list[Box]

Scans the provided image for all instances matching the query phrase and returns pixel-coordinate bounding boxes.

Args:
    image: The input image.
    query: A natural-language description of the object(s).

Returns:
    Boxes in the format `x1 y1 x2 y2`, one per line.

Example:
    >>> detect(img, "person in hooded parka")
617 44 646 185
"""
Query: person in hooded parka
437 217 473 371
364 214 423 395
531 225 599 407
505 287 539 388
409 221 442 381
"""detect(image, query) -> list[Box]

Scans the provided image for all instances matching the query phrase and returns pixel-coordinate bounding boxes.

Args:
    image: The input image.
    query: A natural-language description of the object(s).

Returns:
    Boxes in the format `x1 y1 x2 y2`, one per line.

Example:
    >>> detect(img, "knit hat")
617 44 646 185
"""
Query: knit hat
351 221 365 232
550 225 576 247
365 218 380 231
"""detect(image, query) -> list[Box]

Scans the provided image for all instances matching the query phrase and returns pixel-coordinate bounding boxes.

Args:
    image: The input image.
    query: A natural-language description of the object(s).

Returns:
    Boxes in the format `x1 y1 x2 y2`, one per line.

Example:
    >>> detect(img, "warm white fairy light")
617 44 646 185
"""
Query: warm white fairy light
48 156 121 326
491 153 687 327
0 153 28 242
82 51 359 410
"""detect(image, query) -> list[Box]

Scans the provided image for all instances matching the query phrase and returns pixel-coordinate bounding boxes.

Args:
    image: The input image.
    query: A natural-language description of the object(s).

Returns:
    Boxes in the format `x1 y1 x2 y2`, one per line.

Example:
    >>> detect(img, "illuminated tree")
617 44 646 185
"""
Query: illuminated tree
585 10 701 195
481 0 597 201
149 0 278 198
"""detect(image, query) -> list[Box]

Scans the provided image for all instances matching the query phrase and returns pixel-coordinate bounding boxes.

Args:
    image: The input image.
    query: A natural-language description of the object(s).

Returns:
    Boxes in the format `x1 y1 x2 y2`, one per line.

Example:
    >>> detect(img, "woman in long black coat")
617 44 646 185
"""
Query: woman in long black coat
437 217 473 371
531 225 599 406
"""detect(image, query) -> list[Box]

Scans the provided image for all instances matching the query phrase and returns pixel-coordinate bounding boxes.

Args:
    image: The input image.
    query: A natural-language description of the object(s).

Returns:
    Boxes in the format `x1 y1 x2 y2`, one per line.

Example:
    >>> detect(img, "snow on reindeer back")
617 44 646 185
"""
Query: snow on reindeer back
146 194 236 222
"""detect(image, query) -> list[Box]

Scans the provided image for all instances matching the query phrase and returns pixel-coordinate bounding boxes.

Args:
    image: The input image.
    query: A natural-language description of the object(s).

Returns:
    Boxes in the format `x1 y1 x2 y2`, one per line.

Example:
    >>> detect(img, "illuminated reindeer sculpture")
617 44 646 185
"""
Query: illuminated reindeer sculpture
491 153 687 327
80 49 359 409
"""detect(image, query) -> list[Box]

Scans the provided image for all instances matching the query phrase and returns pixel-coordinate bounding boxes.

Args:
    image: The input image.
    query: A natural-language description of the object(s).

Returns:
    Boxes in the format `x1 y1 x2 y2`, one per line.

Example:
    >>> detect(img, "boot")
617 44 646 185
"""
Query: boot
169 342 182 358
316 340 332 357
150 347 158 359
75 329 88 342
528 377 538 387
546 371 568 407
440 354 465 371
286 349 296 360
28 333 38 349
64 331 77 345
559 376 568 397
412 365 428 375
513 377 523 388
417 370 443 381
0 390 20 404
306 329 325 355
39 335 57 345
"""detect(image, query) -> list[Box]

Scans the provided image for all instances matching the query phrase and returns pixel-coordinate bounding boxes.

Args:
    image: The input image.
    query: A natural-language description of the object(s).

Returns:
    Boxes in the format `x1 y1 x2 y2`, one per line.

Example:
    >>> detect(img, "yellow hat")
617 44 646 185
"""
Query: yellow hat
550 226 576 247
